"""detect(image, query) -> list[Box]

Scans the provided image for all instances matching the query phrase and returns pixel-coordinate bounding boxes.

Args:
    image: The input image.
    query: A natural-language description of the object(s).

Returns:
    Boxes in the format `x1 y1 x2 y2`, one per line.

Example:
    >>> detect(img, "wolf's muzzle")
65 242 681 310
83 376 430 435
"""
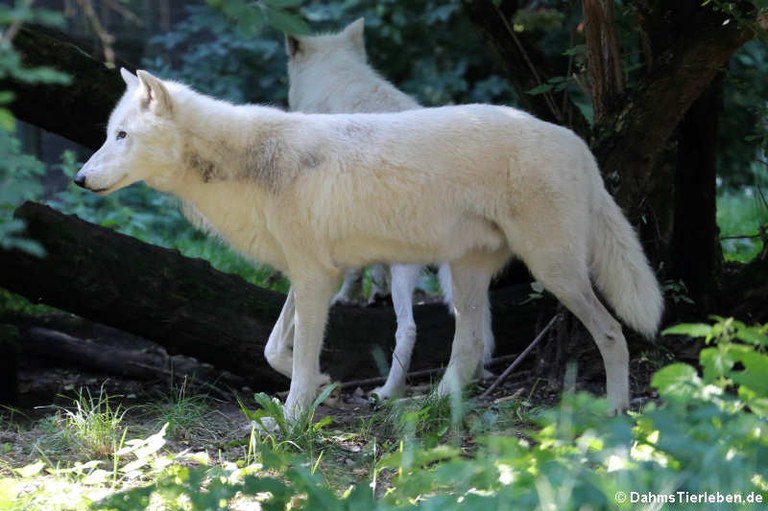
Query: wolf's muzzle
73 173 88 189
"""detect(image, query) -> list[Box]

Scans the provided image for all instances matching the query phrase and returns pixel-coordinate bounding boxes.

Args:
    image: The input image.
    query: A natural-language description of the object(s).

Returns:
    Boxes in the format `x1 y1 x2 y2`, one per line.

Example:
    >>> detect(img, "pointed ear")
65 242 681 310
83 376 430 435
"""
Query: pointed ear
286 35 302 57
120 67 139 88
343 17 365 47
136 70 172 117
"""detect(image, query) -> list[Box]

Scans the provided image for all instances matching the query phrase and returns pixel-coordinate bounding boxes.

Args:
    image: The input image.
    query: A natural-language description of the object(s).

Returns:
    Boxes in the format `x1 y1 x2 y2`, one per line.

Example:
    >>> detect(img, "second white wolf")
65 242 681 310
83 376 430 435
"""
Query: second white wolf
264 18 493 401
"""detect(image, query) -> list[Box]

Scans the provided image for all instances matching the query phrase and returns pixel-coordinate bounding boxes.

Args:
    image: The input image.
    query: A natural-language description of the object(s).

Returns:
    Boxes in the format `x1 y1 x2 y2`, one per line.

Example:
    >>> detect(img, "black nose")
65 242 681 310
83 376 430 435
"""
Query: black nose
74 173 87 188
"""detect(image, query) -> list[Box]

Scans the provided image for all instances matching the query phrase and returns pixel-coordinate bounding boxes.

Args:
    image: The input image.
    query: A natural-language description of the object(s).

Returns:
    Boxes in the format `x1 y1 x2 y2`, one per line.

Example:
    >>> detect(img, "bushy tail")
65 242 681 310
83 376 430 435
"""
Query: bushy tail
590 189 663 338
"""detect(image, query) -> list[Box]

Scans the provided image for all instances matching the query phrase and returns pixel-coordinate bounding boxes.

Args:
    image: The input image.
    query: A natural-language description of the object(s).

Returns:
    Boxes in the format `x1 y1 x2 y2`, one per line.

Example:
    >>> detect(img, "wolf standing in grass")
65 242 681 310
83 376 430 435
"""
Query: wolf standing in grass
76 63 662 421
264 18 494 401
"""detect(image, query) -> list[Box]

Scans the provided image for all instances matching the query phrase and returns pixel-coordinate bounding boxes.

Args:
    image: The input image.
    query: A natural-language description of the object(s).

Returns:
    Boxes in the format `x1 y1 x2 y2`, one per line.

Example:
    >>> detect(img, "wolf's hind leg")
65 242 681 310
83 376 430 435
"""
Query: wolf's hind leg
368 264 391 303
371 264 421 400
331 268 365 305
264 288 296 378
522 247 629 411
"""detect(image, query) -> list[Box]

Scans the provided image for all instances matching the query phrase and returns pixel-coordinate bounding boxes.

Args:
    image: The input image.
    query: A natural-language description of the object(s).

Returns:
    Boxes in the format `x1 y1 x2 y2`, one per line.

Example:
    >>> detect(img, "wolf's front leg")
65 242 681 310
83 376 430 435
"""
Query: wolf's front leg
371 264 420 400
283 271 338 423
264 289 296 378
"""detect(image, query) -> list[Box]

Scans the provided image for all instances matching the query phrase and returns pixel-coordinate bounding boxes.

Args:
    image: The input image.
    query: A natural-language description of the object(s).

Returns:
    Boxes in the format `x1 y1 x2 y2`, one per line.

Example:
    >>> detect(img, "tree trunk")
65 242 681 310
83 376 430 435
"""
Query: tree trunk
598 3 753 223
669 76 724 310
1 202 544 390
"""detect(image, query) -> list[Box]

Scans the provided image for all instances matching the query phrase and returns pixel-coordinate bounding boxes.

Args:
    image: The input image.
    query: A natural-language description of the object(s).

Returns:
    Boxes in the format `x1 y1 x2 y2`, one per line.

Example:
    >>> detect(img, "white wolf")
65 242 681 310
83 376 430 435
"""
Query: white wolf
263 18 493 400
75 68 663 421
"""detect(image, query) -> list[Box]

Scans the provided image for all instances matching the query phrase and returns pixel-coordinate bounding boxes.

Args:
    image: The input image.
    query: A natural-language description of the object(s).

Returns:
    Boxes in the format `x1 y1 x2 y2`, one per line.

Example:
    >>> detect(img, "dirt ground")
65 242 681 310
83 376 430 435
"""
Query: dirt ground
0 308 668 476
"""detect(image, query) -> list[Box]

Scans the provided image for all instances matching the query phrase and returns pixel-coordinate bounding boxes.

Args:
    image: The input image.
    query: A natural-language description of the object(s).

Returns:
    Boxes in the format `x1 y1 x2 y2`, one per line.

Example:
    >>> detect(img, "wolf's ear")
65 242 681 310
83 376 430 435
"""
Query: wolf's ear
286 35 302 57
136 70 172 117
120 67 139 88
342 18 365 48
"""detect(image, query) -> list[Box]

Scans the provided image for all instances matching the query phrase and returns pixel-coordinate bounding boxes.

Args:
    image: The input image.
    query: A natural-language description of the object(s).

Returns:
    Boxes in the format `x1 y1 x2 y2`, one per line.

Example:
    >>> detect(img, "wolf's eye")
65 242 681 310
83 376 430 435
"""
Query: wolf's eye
116 130 127 140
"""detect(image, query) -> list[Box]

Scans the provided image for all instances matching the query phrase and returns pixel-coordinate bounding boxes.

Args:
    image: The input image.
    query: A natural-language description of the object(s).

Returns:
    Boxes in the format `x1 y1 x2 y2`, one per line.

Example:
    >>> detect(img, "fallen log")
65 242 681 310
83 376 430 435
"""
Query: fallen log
1 202 544 391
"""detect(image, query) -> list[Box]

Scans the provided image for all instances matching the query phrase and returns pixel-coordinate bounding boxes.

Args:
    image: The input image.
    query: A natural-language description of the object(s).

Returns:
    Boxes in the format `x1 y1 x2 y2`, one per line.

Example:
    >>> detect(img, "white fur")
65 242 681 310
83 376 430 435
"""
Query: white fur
276 19 492 401
76 67 663 420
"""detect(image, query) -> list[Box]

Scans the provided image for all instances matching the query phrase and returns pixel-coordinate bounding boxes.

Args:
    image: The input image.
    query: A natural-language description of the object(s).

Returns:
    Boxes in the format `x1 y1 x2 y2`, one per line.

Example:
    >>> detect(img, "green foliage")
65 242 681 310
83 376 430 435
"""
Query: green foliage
720 41 768 189
661 316 768 416
0 2 70 258
717 186 767 262
142 3 289 105
241 385 336 452
0 130 46 257
7 317 758 510
209 0 310 36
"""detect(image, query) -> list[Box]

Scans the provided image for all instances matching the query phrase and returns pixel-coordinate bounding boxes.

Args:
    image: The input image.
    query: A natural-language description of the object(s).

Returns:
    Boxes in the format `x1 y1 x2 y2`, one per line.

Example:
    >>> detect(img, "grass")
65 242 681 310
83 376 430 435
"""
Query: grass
37 387 128 462
717 185 767 262
1 332 766 510
134 378 212 442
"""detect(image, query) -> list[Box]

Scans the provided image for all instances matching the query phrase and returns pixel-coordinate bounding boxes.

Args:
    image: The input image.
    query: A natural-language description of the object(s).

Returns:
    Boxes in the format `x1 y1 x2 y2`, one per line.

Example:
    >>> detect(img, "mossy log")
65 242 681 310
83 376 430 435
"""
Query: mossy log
0 202 543 391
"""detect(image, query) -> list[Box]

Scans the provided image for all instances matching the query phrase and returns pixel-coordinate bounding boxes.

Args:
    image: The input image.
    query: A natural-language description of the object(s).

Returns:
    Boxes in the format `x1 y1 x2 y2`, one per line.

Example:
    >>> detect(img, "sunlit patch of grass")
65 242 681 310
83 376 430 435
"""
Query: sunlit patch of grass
135 378 211 442
55 386 127 460
717 186 767 262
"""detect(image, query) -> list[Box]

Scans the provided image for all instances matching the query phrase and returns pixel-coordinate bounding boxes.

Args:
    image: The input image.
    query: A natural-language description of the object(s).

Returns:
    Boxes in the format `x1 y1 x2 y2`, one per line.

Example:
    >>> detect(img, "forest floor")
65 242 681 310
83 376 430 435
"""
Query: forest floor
1 324 663 477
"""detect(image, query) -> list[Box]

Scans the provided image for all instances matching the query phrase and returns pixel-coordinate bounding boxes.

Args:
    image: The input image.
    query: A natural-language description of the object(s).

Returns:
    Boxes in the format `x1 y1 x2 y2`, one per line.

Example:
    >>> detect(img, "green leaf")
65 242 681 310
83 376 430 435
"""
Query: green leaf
651 363 701 398
236 6 265 36
699 347 734 382
264 0 304 7
661 323 713 339
15 460 46 478
526 83 554 96
263 6 310 35
735 326 768 346
738 386 768 417
0 108 15 131
730 350 768 396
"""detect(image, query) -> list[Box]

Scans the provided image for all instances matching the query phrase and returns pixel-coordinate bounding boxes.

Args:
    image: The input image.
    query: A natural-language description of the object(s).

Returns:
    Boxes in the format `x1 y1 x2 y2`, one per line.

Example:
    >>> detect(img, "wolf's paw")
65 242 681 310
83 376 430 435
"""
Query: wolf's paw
436 368 464 398
369 383 405 402
331 292 365 306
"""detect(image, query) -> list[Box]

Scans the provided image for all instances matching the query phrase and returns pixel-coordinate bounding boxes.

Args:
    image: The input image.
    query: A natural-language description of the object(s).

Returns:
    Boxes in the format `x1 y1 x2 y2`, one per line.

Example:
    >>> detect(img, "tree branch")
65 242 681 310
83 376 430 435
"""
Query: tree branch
4 25 131 150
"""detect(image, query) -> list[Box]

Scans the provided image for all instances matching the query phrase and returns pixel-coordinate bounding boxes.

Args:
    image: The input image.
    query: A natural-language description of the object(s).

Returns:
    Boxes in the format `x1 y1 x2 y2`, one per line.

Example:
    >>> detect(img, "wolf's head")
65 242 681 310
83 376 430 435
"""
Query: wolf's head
75 69 182 194
286 18 367 75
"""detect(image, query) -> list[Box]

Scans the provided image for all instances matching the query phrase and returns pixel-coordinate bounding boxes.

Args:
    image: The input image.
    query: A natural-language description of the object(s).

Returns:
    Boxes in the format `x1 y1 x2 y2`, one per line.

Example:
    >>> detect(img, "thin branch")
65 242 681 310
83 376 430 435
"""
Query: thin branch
492 2 563 123
76 0 116 64
104 0 143 27
480 314 560 399
720 233 764 240
338 353 523 391
1 0 35 44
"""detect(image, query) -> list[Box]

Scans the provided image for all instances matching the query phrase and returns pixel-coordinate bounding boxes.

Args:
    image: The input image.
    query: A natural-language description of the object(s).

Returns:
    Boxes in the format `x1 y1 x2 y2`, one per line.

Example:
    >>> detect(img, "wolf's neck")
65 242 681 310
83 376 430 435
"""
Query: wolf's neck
167 90 301 193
